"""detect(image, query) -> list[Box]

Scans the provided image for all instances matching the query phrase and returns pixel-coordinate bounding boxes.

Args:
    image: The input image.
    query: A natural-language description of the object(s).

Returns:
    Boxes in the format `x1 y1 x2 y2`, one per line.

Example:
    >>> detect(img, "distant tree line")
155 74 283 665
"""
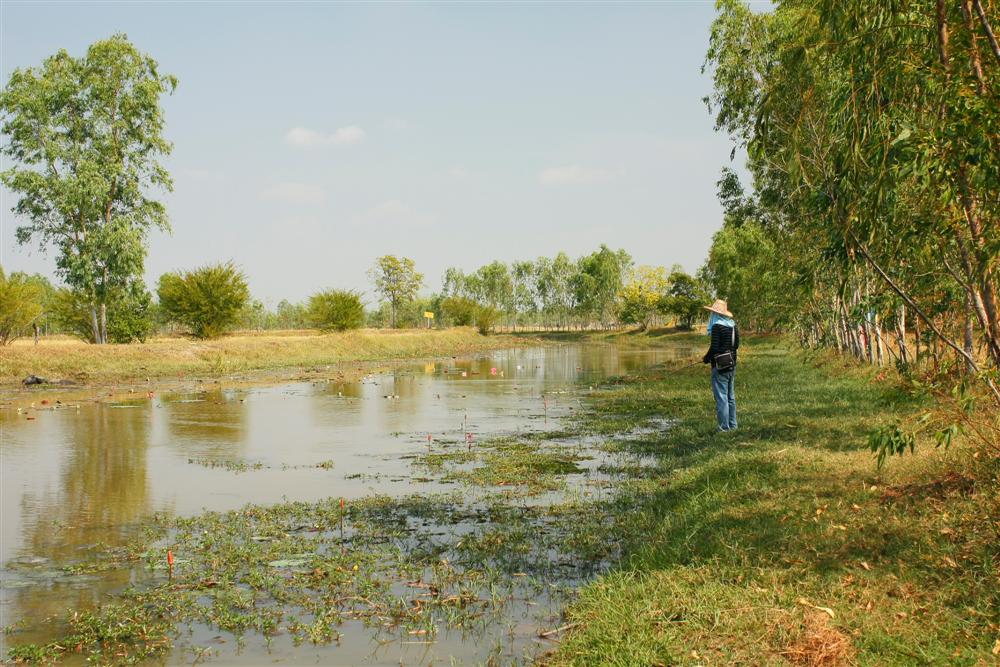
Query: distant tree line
438 247 710 333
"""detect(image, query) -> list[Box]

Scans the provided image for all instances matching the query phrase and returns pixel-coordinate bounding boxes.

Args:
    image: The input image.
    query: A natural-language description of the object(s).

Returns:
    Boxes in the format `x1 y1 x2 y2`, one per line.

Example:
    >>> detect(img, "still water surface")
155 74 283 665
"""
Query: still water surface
1 343 696 664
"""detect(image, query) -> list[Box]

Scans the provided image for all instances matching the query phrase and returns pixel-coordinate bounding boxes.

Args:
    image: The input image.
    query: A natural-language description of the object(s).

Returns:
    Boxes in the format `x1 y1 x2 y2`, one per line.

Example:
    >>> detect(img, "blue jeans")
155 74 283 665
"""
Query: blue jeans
711 367 737 431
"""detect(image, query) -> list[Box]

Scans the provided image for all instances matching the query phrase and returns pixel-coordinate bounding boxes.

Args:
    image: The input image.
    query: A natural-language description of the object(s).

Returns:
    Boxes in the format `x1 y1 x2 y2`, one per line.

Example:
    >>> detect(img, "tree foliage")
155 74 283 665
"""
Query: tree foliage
619 266 670 330
704 0 1000 424
157 263 249 339
0 266 45 345
440 296 480 327
1 34 176 344
370 256 423 328
663 270 712 330
573 245 633 326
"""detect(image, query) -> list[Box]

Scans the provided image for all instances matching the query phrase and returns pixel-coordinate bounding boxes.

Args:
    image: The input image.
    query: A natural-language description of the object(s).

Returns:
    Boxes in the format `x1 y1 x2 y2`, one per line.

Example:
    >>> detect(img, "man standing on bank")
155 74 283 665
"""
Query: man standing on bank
702 299 739 432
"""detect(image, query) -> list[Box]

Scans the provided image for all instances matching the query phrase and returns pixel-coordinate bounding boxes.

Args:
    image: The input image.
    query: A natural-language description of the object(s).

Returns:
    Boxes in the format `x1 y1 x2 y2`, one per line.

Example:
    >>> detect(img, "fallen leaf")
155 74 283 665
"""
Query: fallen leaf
797 598 835 618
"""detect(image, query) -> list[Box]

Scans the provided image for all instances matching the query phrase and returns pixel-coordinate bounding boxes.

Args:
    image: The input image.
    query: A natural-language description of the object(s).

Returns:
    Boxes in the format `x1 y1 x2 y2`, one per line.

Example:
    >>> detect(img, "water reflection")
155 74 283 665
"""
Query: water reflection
162 387 248 457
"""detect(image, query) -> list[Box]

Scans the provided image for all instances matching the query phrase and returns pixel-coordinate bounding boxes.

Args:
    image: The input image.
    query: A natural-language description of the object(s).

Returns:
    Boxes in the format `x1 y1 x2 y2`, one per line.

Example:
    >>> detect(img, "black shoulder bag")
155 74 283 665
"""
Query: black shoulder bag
714 326 736 372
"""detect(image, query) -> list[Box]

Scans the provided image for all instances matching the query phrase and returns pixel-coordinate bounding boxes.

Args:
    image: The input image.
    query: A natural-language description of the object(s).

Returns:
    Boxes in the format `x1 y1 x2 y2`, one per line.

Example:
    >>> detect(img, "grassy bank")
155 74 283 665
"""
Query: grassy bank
0 327 518 386
544 335 998 665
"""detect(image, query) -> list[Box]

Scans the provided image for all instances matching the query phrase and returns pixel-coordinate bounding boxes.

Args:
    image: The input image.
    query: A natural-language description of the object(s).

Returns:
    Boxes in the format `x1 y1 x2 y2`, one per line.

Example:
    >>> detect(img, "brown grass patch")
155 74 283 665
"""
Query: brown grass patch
779 611 855 667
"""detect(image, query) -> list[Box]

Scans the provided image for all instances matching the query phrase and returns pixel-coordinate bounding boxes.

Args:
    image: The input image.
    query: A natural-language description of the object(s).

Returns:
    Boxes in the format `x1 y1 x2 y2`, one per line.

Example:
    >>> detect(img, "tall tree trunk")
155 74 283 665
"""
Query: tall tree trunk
90 304 101 345
972 0 1000 64
99 302 107 344
897 304 909 365
874 312 885 367
961 0 987 92
965 296 976 374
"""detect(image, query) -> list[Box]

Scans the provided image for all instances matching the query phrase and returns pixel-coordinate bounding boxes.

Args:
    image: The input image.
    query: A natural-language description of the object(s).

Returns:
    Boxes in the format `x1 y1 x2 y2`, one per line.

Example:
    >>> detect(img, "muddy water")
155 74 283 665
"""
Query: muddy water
0 343 697 664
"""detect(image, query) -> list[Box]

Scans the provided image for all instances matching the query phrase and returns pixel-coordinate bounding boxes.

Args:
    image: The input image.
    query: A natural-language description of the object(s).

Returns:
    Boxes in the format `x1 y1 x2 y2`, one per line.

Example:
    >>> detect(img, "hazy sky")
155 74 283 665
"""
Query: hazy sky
1 1 752 305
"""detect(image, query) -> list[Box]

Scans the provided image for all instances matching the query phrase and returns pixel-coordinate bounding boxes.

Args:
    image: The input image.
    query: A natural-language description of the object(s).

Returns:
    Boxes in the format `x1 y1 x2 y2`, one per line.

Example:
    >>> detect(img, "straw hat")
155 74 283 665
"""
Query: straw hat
704 299 733 317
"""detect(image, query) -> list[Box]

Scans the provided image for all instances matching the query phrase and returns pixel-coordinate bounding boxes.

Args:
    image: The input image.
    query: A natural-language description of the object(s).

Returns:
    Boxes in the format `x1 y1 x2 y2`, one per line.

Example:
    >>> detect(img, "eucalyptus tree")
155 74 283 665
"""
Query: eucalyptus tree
535 252 577 328
573 245 632 327
511 260 538 329
474 261 514 313
1 35 176 344
705 0 1000 403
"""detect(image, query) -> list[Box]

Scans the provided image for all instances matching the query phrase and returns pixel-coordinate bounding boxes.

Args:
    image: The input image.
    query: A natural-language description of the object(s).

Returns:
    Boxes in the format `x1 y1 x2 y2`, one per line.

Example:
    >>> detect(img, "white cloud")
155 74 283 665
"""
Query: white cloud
261 182 327 205
351 200 434 227
384 118 408 131
538 164 613 185
285 125 367 148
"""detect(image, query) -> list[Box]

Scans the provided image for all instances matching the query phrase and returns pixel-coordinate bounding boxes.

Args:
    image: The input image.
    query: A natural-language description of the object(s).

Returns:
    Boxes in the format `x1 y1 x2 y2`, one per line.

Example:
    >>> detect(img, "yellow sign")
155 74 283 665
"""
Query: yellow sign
423 311 435 319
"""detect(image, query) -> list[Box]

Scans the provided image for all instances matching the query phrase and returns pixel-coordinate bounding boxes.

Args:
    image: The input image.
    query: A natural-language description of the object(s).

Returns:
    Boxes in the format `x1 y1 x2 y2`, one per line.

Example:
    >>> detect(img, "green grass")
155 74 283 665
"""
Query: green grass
414 437 587 493
543 336 999 666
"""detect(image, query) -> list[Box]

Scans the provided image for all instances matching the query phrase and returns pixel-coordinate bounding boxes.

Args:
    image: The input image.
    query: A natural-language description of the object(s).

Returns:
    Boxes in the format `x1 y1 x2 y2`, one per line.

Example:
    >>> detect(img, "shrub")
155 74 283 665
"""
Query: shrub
440 296 479 327
306 290 365 331
0 266 44 345
157 263 250 339
107 282 154 343
475 305 500 335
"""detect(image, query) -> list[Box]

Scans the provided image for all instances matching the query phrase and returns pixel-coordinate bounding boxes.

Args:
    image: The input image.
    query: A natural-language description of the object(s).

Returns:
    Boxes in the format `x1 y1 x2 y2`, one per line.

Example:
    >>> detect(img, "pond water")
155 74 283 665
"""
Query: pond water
0 342 698 664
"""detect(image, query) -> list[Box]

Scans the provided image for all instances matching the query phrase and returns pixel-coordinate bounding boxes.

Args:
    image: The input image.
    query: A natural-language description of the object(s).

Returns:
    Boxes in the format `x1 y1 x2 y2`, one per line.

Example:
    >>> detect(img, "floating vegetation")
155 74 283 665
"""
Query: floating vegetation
6 488 624 664
186 457 267 473
186 458 338 472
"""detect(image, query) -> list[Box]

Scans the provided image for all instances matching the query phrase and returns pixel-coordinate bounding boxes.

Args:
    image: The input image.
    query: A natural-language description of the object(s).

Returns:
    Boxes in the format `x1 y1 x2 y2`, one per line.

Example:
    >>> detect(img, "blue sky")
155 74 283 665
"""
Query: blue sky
1 1 752 304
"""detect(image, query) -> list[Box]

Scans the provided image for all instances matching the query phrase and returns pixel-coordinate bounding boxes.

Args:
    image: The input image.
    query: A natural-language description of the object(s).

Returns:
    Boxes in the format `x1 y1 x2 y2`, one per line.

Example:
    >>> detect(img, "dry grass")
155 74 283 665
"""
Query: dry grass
780 611 856 667
0 327 516 386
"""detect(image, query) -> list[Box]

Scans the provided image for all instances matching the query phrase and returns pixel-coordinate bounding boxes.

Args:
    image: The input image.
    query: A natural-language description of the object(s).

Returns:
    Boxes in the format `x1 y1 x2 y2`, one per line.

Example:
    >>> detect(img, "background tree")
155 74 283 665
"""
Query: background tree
370 255 423 328
662 270 710 329
0 266 44 345
535 252 577 329
619 265 670 330
574 245 632 327
511 260 537 331
157 263 249 339
48 280 153 343
1 34 177 344
275 300 307 329
306 290 365 331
